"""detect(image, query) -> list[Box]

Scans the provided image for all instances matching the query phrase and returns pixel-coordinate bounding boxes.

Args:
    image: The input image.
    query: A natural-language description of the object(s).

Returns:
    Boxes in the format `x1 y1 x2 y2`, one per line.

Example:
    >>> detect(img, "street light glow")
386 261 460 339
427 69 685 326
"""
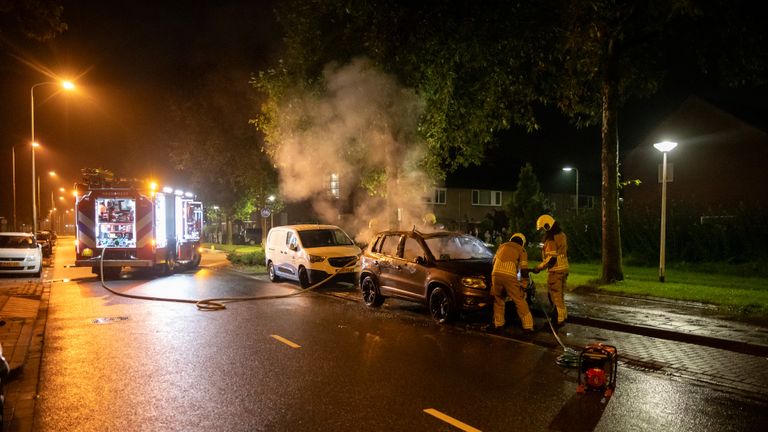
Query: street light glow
653 141 678 152
62 80 76 90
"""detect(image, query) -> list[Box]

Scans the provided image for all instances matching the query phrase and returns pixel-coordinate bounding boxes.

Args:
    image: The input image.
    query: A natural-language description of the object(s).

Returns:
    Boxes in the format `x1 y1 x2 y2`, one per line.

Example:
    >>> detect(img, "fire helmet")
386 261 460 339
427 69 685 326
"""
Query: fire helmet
536 214 555 231
510 232 526 247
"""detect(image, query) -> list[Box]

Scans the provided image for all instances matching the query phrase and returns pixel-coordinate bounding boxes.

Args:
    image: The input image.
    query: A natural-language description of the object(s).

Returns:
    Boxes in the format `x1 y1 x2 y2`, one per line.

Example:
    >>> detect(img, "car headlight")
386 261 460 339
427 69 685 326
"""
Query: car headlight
308 254 325 263
461 277 486 289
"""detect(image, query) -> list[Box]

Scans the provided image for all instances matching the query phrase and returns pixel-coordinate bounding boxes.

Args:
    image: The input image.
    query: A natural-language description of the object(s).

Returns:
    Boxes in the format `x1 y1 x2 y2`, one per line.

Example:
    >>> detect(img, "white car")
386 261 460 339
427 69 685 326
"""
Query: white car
0 232 43 277
265 224 361 288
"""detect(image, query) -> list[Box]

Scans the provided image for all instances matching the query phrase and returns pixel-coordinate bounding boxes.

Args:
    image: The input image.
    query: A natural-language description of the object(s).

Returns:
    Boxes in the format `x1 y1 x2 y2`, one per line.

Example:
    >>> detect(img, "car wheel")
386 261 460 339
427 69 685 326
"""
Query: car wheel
361 275 385 307
298 267 311 288
429 286 456 324
268 261 280 282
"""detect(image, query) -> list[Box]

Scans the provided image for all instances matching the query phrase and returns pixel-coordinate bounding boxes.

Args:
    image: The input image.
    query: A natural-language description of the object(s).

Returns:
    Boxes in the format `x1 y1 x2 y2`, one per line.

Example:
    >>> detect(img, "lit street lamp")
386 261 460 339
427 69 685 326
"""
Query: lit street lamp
30 80 75 234
653 140 678 283
562 167 579 215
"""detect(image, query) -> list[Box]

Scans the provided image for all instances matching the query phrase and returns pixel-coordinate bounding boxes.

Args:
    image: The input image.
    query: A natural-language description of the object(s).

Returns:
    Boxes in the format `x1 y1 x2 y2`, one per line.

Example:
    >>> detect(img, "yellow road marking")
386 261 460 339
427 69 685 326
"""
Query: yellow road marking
424 408 481 432
270 334 301 349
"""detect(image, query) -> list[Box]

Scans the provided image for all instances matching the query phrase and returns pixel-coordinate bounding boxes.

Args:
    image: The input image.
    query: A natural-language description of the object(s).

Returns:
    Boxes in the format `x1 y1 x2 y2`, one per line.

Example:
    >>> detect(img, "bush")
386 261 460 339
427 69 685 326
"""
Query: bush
227 250 266 266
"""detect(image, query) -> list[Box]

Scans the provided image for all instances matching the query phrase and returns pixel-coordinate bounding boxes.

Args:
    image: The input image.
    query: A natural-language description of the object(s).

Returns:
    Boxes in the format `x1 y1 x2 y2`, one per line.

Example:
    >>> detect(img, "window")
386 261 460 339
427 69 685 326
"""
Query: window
424 187 447 205
471 190 502 206
402 237 424 261
379 235 402 257
329 173 340 198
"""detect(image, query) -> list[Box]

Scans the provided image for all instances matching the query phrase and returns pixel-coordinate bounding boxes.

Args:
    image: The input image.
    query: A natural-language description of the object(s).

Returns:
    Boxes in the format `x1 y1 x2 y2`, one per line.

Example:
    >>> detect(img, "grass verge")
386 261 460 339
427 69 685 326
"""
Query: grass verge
566 262 768 321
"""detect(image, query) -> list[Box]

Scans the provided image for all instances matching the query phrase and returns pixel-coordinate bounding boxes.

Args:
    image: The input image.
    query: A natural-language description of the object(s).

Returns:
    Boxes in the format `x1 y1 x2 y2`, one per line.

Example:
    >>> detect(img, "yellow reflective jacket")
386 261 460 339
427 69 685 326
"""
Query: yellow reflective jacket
492 241 529 279
542 232 569 272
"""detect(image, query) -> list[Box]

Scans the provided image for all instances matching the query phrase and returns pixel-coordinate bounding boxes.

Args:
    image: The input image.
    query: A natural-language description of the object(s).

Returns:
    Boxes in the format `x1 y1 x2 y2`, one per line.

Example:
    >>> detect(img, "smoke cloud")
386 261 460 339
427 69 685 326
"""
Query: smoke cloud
268 57 435 242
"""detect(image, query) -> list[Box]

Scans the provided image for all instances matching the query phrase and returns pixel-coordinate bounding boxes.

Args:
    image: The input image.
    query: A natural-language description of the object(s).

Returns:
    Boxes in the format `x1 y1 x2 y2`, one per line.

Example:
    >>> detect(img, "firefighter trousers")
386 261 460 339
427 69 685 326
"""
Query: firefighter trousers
491 275 533 330
547 271 568 324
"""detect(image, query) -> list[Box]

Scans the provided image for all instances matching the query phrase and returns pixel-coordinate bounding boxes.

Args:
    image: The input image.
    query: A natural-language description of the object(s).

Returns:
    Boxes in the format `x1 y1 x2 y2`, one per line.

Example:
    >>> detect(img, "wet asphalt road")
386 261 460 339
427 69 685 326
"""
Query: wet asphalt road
30 251 768 431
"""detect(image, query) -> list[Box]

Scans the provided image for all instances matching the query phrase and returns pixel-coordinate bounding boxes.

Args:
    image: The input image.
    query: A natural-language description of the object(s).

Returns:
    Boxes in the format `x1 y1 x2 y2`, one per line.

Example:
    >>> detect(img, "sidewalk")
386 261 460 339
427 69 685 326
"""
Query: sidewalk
0 280 46 375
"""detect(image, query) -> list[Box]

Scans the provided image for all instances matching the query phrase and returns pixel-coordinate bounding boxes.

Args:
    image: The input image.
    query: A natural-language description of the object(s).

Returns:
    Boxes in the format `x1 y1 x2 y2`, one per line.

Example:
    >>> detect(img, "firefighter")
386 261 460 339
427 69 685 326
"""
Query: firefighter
532 214 569 326
487 232 534 332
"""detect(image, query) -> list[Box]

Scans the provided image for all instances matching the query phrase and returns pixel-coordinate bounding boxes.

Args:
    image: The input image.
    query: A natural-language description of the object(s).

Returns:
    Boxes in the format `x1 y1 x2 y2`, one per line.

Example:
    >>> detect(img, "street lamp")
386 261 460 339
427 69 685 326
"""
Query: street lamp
562 167 579 214
653 140 678 283
30 80 75 234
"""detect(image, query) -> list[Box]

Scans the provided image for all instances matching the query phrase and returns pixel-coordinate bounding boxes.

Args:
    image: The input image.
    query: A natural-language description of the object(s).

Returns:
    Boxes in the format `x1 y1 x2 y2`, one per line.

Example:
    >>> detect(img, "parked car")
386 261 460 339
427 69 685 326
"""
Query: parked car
358 230 494 323
35 230 54 257
0 232 43 277
265 224 361 288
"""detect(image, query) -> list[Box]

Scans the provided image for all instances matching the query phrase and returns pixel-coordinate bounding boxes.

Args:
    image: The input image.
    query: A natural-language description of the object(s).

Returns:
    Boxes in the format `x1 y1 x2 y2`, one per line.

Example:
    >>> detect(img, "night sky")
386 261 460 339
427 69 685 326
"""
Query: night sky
1 1 766 229
0 1 279 227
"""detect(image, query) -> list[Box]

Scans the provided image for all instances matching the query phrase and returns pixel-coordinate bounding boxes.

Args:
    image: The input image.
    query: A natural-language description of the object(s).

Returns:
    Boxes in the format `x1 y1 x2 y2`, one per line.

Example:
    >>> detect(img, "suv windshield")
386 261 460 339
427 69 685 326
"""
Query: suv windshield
424 234 493 261
0 235 36 249
299 229 354 248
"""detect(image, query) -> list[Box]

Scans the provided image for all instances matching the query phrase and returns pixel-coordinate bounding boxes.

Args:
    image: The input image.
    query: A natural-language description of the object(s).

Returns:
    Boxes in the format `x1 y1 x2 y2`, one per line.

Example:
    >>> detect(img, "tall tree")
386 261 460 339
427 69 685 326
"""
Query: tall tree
0 0 67 41
164 74 276 244
507 163 545 243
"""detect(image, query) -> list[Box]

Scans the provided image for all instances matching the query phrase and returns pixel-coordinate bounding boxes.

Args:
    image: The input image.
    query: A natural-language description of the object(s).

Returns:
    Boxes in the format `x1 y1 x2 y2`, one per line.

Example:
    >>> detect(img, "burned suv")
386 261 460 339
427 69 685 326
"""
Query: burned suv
358 230 494 323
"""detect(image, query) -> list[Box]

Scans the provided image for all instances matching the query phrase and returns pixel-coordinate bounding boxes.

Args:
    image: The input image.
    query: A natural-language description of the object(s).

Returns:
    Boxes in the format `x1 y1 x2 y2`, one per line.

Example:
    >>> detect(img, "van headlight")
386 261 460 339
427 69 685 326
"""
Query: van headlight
461 277 486 289
308 254 325 263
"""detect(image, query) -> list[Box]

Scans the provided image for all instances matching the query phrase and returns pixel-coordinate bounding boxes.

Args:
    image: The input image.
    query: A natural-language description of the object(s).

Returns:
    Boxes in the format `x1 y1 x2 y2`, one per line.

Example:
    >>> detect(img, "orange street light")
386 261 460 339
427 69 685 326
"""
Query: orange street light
31 80 75 234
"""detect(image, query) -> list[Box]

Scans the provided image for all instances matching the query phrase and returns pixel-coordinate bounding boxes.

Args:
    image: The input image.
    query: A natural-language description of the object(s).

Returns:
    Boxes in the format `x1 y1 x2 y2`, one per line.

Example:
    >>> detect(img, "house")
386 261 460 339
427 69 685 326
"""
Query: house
622 96 768 215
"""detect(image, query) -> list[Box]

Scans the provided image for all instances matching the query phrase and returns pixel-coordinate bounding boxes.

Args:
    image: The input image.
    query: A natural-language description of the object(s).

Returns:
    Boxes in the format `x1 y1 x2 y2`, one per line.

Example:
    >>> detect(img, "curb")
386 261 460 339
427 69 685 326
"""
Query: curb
568 315 768 357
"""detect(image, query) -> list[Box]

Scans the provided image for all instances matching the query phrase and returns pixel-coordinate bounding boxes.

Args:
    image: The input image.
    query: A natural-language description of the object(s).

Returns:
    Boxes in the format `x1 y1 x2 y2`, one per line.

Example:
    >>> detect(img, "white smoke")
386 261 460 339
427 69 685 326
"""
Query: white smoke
267 57 435 243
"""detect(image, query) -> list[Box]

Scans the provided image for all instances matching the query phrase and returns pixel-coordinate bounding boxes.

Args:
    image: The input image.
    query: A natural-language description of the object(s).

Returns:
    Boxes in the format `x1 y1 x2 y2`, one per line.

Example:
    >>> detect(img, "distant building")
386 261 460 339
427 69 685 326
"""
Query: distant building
622 96 768 215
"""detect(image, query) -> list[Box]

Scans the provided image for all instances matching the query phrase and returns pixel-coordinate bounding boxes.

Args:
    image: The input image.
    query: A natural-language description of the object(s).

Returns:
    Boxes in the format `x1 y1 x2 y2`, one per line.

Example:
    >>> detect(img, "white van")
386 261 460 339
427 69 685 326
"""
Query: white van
265 224 361 288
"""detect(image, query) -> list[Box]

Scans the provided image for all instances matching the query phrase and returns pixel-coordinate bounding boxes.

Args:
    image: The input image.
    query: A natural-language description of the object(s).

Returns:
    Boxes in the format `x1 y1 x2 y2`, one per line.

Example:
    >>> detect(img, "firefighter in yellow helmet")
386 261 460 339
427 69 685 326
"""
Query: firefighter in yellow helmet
487 232 534 332
532 214 569 326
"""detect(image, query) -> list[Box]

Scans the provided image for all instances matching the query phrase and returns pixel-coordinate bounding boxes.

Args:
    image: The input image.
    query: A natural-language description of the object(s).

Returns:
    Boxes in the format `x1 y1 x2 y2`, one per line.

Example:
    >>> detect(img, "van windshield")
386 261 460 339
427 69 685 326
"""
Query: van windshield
299 229 354 248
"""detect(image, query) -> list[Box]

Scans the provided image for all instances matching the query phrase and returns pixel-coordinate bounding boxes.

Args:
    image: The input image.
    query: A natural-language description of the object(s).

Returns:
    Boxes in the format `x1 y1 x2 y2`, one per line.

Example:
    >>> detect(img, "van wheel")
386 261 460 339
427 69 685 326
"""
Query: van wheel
429 287 456 324
361 275 384 307
298 267 311 288
268 262 280 282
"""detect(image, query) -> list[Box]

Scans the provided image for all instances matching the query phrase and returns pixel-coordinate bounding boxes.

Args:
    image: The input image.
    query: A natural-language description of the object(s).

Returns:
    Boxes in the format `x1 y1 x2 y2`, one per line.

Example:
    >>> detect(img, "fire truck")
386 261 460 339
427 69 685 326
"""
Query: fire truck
74 169 204 278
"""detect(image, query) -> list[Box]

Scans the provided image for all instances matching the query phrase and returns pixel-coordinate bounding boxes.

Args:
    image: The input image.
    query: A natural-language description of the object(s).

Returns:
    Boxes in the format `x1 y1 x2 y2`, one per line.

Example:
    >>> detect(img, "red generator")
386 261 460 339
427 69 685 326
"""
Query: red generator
576 343 618 397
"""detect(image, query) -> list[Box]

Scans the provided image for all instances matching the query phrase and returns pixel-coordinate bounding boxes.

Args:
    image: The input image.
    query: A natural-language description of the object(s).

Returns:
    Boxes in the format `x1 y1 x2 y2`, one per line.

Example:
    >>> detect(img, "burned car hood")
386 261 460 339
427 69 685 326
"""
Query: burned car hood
433 259 492 276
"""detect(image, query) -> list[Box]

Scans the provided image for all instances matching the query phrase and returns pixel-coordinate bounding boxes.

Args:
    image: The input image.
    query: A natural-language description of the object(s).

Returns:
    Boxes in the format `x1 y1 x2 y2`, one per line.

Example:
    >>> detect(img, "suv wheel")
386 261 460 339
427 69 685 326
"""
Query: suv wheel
298 267 311 288
429 287 456 324
268 262 280 282
361 275 384 307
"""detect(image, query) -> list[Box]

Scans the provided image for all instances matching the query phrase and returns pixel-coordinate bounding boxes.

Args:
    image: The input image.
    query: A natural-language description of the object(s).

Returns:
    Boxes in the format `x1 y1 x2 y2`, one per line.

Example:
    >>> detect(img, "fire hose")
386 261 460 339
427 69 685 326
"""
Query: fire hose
527 276 580 368
97 246 358 311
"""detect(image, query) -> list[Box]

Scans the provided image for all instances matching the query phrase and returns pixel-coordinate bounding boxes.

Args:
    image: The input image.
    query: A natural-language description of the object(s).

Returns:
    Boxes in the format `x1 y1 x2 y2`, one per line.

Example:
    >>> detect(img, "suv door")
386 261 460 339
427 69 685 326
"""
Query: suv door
387 235 430 300
373 234 402 294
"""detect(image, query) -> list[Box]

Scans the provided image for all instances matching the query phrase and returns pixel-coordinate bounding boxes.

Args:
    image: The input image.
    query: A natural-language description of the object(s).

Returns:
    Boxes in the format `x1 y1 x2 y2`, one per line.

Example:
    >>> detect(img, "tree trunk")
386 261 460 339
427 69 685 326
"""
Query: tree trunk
600 42 624 283
225 215 233 245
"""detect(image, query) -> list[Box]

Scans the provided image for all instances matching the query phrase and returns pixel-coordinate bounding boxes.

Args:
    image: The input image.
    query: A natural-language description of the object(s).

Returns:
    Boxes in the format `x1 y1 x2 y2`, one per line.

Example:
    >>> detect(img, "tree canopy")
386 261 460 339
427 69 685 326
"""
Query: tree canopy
253 0 767 281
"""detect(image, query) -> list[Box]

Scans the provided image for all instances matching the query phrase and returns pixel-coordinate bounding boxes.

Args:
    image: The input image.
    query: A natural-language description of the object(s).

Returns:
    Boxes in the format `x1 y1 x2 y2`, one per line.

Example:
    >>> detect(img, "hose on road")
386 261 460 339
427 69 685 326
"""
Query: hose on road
97 247 357 311
529 277 580 368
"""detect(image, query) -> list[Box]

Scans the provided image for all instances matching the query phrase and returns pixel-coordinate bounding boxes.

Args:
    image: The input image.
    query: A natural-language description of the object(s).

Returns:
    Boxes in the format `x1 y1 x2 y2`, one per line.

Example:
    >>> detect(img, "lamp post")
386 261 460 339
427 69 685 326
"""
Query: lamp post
653 140 678 283
562 167 579 214
30 80 75 234
12 146 17 230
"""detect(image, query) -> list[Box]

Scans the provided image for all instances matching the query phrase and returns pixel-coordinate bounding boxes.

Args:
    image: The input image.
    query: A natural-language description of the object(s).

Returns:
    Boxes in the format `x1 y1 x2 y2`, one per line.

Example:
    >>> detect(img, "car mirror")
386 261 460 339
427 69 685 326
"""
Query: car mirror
288 243 298 251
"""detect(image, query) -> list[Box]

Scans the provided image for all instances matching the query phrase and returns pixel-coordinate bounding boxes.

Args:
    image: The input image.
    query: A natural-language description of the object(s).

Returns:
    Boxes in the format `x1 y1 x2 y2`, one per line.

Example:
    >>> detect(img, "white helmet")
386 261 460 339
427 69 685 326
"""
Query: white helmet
510 232 526 247
536 214 555 231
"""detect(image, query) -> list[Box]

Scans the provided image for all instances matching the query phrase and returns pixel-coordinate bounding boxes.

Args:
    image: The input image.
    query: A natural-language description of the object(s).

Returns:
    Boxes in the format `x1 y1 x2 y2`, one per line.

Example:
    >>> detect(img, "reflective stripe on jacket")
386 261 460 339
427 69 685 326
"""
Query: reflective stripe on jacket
493 242 528 277
542 232 569 272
